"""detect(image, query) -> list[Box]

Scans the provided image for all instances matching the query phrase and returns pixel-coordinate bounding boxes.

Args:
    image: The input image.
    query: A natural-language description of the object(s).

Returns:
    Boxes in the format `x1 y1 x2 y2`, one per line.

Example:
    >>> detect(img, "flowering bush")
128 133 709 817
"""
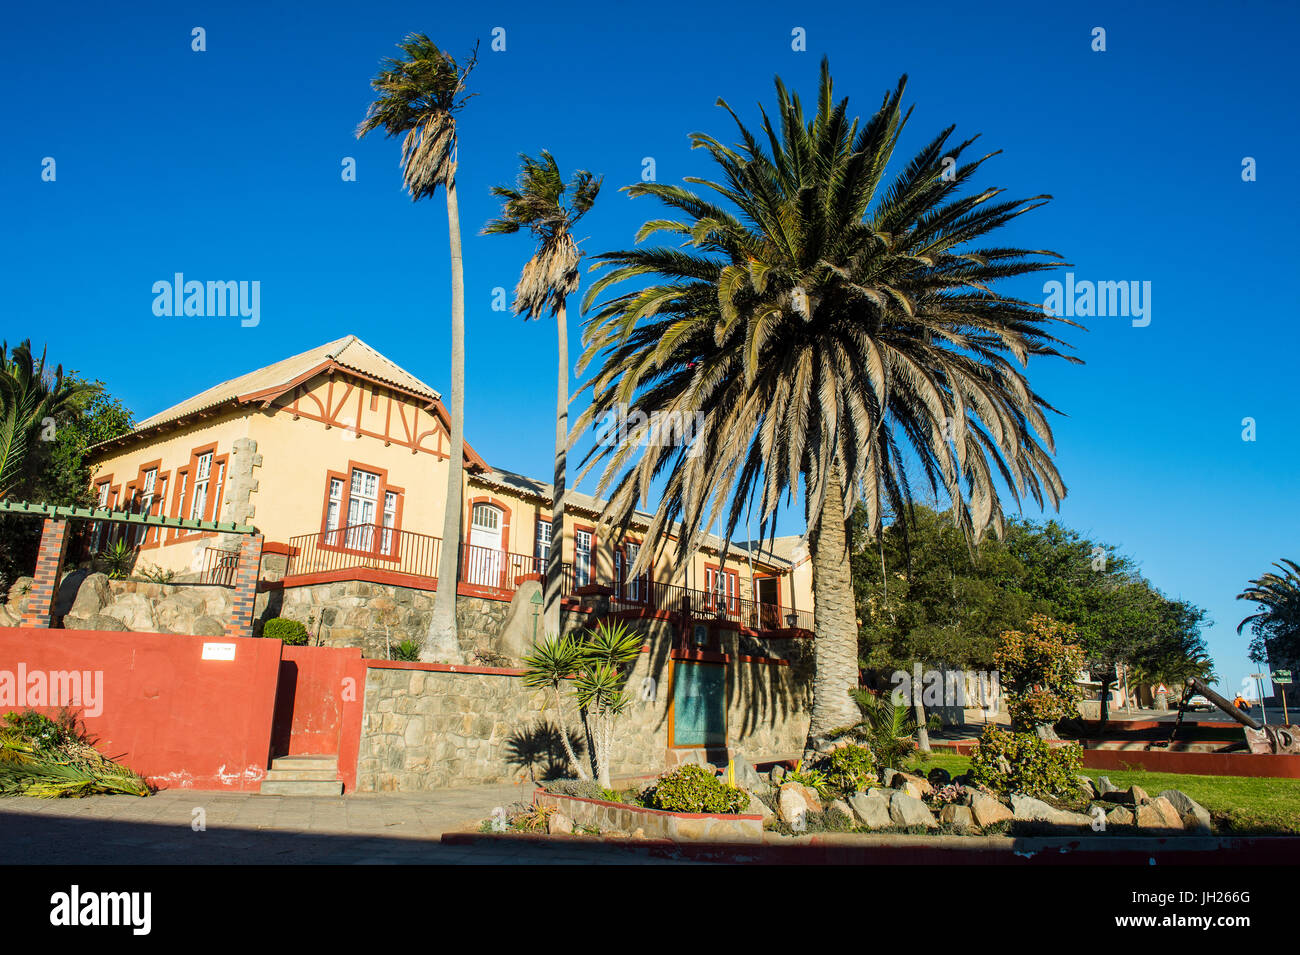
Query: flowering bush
644 764 749 814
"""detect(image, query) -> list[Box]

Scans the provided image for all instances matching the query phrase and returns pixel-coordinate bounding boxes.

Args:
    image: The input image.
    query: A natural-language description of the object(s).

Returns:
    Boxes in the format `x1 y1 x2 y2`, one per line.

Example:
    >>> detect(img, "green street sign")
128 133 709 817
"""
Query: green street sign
1273 670 1292 684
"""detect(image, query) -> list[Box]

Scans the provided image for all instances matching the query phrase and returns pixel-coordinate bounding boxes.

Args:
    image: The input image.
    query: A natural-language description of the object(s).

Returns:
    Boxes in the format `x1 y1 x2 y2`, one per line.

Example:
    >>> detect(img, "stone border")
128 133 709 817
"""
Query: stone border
535 790 763 843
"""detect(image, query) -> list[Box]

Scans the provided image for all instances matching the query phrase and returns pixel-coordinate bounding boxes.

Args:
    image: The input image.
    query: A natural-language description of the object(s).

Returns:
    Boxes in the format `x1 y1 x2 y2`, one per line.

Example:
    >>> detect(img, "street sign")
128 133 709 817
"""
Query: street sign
1156 683 1169 695
1273 670 1292 685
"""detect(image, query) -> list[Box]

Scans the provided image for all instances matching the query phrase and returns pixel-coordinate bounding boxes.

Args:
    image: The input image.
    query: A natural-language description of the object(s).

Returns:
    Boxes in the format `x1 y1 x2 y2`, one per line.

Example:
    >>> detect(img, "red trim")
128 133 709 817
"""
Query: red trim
671 648 729 664
316 461 404 562
365 659 527 677
261 541 297 556
278 568 516 603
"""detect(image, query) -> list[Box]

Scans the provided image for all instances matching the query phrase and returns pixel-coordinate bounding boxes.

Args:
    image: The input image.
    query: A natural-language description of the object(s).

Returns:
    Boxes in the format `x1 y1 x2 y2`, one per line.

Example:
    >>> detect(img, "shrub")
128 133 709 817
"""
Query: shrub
820 744 876 795
970 726 1082 799
645 764 748 814
995 615 1084 730
262 617 309 646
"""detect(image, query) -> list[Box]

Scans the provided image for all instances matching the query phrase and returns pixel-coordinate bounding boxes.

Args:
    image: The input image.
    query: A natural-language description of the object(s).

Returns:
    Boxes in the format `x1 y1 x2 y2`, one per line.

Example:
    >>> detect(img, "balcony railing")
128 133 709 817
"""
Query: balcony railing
609 578 813 632
283 525 813 631
285 524 541 593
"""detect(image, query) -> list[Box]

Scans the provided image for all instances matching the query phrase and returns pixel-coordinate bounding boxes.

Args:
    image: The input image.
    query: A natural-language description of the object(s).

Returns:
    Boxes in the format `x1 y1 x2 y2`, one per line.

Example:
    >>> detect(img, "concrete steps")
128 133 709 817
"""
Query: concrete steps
259 754 342 796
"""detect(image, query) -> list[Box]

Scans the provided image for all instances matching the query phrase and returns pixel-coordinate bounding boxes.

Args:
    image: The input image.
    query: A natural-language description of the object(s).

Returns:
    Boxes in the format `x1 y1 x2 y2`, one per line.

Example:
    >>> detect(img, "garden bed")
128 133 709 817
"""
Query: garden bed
533 790 763 843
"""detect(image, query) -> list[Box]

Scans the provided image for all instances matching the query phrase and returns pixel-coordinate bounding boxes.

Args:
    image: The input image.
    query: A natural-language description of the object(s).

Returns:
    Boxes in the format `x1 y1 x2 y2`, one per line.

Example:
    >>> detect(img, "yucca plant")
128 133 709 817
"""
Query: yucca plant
99 537 135 579
522 633 590 780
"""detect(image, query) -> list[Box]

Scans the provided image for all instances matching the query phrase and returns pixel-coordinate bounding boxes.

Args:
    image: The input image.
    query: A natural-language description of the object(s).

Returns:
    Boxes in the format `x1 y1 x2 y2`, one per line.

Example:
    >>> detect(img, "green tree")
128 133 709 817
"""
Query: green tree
0 341 98 499
1237 559 1300 670
484 152 601 637
357 34 478 664
576 62 1076 744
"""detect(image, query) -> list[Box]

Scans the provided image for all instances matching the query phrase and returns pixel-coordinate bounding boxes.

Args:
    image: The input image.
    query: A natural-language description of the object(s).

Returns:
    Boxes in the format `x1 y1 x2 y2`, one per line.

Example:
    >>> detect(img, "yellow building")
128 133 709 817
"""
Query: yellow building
87 336 814 633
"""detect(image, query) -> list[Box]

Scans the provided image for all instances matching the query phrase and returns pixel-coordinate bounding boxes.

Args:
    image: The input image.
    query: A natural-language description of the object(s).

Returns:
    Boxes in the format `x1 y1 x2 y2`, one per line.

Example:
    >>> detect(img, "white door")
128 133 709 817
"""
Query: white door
467 504 503 586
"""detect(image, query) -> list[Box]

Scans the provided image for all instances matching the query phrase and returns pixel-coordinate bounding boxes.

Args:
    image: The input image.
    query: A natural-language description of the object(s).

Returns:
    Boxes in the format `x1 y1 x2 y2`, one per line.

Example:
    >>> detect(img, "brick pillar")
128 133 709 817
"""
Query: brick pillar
22 518 71 628
224 533 264 640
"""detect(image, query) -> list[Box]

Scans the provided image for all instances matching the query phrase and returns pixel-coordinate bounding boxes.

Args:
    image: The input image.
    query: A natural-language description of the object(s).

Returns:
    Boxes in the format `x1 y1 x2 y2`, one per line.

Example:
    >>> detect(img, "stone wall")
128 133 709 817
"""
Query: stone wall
0 570 236 636
355 613 815 792
264 579 518 664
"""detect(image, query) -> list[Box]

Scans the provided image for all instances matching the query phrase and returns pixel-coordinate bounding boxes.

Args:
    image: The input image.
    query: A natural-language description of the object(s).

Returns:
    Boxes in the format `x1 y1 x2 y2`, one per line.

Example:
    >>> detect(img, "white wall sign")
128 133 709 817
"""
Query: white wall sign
201 643 237 661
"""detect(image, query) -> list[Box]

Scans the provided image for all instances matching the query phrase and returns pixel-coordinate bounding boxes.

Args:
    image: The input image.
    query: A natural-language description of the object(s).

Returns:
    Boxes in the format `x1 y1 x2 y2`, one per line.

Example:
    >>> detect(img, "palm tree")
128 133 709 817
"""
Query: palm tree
483 152 602 637
357 34 477 663
1238 559 1300 667
575 60 1077 744
0 340 96 499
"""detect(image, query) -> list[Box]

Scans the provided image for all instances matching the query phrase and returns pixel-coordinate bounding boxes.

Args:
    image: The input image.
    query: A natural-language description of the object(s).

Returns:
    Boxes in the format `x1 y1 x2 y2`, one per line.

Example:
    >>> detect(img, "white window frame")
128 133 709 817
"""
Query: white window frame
190 452 212 521
346 469 380 550
381 490 398 555
535 519 552 571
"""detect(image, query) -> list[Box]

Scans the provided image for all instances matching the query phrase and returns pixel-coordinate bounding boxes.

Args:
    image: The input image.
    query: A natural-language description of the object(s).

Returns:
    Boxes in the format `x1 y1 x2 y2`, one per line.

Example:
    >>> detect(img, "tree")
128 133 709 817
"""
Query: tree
0 341 98 499
994 614 1084 736
357 34 477 663
484 152 601 637
1237 559 1300 670
520 633 590 780
576 61 1077 745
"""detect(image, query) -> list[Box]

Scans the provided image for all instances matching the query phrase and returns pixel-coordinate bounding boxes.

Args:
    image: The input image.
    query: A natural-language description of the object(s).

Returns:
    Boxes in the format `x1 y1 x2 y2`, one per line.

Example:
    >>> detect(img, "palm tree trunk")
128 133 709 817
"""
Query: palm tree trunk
914 695 931 752
424 179 467 663
806 464 863 742
543 299 568 638
552 684 590 780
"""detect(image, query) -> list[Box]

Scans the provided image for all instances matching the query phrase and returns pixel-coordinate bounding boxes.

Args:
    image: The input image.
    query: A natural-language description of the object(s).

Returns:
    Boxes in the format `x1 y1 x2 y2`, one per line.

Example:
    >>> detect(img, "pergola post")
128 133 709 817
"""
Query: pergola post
224 533 265 639
22 518 71 628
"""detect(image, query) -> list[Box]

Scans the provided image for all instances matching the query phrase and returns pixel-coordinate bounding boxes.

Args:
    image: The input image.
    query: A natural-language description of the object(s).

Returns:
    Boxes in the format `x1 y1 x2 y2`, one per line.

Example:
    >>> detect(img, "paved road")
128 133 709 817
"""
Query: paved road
0 784 686 864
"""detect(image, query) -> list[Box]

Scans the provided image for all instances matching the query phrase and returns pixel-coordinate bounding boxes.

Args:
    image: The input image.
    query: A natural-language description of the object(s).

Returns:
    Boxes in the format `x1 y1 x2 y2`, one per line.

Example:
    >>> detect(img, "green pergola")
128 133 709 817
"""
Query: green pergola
0 500 256 534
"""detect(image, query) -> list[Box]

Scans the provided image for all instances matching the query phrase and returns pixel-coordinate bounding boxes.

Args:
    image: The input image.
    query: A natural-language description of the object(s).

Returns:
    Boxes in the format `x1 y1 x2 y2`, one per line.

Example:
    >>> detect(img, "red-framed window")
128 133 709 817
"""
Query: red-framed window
614 539 649 603
704 565 739 614
319 462 403 559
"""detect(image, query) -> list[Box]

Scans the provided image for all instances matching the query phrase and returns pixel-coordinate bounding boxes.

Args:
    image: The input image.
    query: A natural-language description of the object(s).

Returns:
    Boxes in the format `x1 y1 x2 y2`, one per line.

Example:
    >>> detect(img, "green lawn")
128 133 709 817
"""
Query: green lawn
905 752 1300 834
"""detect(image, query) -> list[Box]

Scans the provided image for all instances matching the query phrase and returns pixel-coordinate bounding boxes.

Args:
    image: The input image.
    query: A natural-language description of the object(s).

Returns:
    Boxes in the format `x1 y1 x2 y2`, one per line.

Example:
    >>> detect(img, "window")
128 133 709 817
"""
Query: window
324 477 344 545
135 468 158 545
535 519 552 571
705 566 739 614
615 541 648 602
190 452 212 521
381 491 398 555
211 461 225 523
574 529 592 587
91 482 110 551
346 469 380 550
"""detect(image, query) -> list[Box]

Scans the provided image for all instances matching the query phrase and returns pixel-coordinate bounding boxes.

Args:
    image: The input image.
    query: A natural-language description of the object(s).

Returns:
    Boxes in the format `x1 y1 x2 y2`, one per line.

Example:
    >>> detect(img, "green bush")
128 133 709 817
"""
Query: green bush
970 727 1082 799
645 764 749 814
262 617 309 646
821 744 876 795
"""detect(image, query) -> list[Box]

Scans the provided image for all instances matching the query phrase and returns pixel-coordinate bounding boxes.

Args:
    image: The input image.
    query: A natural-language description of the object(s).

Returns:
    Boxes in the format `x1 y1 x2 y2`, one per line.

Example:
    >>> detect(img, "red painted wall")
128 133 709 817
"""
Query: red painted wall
1081 748 1300 779
0 626 282 791
272 645 365 792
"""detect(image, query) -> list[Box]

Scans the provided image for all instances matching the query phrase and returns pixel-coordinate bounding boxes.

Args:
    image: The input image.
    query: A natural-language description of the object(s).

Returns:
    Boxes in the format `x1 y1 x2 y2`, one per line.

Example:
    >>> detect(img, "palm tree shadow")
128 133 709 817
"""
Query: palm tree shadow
506 720 587 782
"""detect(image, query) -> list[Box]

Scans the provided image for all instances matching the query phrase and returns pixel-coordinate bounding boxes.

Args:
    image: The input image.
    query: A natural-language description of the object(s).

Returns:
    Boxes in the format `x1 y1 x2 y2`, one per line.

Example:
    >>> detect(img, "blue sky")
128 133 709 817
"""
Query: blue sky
2 0 1296 697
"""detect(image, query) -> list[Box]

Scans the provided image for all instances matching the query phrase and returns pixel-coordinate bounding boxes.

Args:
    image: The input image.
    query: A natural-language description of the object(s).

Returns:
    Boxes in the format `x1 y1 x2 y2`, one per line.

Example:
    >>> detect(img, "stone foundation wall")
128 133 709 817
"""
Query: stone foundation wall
263 580 516 664
355 614 815 792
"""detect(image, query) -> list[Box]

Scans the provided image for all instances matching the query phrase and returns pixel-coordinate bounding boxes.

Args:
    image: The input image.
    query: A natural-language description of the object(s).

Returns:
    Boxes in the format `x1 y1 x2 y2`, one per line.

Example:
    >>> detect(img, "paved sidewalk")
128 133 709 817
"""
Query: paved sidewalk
0 783 689 864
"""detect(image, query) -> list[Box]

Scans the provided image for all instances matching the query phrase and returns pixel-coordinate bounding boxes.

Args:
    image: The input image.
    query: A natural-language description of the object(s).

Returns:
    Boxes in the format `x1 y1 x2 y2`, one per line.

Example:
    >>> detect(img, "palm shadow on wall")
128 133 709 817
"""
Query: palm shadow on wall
506 720 587 782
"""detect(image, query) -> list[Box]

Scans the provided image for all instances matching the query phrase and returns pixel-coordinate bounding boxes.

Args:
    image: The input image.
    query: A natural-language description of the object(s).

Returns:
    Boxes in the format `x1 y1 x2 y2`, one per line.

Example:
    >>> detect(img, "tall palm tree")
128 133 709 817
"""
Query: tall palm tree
358 34 477 663
1238 559 1300 667
575 60 1078 742
483 152 601 637
0 340 96 499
